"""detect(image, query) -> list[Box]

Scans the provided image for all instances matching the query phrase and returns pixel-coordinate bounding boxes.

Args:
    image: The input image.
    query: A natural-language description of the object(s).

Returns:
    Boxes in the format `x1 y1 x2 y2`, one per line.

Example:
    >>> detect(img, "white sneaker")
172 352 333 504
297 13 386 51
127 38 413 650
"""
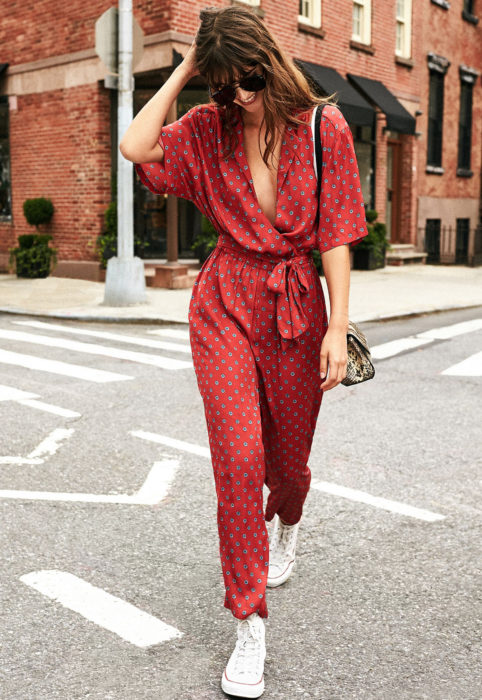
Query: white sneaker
267 514 300 588
221 612 266 698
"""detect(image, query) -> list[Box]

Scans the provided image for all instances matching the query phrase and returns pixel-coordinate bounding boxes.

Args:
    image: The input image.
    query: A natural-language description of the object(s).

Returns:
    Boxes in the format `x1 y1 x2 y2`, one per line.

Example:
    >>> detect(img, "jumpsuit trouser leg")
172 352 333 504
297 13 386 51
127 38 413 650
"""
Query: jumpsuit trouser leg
189 242 328 620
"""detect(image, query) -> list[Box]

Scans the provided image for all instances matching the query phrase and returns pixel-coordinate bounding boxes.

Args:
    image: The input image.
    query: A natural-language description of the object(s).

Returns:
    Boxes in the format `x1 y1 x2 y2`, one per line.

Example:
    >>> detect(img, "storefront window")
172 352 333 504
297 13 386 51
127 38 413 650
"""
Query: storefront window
0 96 12 218
349 122 375 210
133 87 208 259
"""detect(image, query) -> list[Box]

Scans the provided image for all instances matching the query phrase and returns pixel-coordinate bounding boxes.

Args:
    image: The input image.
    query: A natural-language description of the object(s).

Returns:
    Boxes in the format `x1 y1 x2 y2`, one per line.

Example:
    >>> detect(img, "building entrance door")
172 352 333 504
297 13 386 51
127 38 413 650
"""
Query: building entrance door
386 138 402 242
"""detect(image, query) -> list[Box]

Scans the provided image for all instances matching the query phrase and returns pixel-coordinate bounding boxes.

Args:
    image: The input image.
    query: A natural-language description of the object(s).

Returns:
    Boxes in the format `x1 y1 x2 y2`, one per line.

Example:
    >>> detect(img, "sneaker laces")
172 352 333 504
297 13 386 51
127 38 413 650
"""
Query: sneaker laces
233 617 263 674
270 519 298 561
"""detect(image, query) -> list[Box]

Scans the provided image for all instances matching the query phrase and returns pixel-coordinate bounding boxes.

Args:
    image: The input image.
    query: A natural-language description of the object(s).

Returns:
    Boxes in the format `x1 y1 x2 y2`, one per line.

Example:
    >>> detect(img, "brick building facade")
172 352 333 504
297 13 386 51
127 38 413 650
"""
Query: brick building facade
0 0 480 279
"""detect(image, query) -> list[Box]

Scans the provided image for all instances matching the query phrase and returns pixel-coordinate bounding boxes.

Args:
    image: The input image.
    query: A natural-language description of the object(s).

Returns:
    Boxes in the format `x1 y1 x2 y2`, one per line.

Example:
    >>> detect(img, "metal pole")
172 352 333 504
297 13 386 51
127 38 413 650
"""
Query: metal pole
103 0 146 306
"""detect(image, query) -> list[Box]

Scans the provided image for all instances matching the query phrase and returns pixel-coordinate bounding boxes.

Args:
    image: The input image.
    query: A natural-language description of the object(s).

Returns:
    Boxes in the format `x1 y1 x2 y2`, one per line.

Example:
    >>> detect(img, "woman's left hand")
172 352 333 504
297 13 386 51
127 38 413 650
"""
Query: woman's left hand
319 327 348 390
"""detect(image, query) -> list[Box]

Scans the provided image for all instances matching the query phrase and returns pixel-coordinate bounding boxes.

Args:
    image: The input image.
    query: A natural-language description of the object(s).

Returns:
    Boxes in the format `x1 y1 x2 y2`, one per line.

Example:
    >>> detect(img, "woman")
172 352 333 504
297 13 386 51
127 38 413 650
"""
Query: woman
120 5 368 698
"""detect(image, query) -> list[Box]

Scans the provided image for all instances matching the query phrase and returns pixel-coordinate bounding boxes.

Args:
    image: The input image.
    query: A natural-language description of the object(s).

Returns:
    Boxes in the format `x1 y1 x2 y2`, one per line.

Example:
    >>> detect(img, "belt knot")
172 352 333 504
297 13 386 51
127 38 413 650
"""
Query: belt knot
266 255 311 340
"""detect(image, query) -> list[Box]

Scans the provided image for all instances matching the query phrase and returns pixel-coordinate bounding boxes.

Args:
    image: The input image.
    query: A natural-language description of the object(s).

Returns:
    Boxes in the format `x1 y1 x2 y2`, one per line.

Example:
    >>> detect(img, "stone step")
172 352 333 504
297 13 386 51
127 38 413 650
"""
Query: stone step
386 244 428 266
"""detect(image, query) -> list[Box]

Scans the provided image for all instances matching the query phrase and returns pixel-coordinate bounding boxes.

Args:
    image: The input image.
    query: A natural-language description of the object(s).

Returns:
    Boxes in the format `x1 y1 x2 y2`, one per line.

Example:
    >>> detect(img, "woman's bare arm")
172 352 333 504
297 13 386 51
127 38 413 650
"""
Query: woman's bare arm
319 244 351 390
119 41 199 164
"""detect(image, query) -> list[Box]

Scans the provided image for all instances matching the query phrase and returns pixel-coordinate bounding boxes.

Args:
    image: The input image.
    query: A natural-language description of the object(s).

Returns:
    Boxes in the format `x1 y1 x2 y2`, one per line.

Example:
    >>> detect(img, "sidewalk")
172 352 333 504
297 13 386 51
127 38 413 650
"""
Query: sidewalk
0 264 481 324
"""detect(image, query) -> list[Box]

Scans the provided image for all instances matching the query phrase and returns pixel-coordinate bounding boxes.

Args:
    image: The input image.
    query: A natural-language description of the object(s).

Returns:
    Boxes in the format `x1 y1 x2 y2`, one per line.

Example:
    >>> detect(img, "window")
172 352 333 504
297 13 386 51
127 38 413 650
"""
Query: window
463 0 474 13
456 219 470 264
457 69 476 175
352 0 371 44
395 0 412 58
299 0 321 28
237 0 260 5
425 219 441 263
426 53 450 170
0 97 11 218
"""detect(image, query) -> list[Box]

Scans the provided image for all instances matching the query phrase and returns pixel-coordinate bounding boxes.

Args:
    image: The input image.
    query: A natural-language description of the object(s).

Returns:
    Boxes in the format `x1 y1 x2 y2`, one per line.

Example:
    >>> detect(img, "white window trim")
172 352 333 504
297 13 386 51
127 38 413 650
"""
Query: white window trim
236 0 261 6
352 0 372 45
395 0 412 59
298 0 322 29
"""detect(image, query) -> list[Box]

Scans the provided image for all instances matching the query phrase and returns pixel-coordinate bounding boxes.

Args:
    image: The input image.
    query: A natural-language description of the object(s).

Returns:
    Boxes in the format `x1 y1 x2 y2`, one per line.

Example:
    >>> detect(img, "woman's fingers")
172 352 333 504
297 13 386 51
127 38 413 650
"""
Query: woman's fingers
320 357 347 390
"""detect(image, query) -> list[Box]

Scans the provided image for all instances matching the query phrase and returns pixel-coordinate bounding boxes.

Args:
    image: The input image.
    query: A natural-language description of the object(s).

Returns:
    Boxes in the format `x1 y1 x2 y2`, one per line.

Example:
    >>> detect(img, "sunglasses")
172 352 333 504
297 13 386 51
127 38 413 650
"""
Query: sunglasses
209 69 266 107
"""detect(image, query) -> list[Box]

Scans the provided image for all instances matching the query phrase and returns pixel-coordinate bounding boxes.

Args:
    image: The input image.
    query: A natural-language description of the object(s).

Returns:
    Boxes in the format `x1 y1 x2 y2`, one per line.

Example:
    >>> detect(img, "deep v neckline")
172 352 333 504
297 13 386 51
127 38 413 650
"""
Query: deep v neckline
240 117 287 229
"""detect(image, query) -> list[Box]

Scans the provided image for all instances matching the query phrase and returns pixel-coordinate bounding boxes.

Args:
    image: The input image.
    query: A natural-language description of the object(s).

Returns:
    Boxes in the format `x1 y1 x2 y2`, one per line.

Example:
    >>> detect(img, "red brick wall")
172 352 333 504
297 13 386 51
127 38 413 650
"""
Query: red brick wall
0 1 170 66
0 83 111 262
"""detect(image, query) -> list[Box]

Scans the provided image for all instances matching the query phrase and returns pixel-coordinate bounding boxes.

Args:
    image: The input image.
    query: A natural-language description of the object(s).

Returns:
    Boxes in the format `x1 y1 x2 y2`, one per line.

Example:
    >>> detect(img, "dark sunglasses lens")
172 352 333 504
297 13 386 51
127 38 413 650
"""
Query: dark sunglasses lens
239 74 266 92
211 86 236 106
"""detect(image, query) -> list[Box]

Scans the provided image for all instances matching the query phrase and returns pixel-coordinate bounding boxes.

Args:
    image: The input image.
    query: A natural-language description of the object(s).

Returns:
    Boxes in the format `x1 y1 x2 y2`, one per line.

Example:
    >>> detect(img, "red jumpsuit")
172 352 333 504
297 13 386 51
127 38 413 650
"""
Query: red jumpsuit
135 102 368 620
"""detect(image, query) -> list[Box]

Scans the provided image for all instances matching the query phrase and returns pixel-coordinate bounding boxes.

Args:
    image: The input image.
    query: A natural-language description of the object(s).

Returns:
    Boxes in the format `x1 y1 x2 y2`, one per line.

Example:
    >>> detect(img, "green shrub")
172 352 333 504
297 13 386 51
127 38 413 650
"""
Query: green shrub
97 201 148 269
9 233 57 278
354 209 390 265
23 198 55 228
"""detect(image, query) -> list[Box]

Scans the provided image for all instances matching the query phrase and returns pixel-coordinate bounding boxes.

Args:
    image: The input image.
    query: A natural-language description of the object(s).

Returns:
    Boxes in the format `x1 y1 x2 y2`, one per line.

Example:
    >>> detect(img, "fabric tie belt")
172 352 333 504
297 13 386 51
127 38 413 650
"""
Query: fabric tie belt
216 242 312 341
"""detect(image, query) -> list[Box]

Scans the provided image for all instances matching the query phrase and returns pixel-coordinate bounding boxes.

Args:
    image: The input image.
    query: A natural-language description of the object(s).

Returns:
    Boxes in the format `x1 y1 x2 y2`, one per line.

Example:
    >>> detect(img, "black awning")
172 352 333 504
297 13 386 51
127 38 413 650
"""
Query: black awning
0 63 8 76
295 59 375 127
347 73 416 134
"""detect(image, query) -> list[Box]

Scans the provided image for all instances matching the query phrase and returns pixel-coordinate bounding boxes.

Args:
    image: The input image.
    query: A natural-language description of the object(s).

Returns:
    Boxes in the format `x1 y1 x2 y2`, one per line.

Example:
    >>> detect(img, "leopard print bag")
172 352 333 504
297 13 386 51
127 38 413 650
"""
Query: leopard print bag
312 105 375 386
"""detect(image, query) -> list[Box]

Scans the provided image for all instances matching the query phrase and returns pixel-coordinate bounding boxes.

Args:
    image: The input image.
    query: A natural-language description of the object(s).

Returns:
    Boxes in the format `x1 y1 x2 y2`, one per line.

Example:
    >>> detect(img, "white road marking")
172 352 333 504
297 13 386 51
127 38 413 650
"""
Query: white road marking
148 328 190 341
15 320 192 354
441 351 482 376
417 318 482 340
20 570 183 648
0 329 192 370
28 428 74 460
0 427 74 466
311 481 446 522
0 384 38 402
17 399 81 418
131 430 211 458
371 336 433 359
371 318 482 359
0 348 132 383
0 459 180 504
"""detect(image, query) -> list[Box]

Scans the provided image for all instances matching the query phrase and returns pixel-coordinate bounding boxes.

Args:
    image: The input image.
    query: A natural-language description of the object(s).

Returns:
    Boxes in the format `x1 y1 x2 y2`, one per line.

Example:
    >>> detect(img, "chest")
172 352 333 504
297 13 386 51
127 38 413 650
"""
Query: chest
243 125 283 228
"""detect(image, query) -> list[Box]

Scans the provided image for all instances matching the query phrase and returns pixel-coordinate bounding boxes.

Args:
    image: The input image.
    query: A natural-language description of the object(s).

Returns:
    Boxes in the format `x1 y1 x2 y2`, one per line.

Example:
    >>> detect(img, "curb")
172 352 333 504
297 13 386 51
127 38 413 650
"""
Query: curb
1 303 481 326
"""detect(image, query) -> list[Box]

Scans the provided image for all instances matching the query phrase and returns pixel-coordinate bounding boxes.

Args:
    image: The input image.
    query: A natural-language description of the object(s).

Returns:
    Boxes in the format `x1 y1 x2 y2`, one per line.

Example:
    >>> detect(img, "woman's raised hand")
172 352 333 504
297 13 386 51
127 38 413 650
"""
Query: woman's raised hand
179 40 200 80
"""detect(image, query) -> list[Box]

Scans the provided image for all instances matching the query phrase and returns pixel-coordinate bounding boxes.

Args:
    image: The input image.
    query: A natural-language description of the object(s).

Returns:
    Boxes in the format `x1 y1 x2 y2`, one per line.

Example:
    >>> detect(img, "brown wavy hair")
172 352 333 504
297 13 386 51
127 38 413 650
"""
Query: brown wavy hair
194 5 338 168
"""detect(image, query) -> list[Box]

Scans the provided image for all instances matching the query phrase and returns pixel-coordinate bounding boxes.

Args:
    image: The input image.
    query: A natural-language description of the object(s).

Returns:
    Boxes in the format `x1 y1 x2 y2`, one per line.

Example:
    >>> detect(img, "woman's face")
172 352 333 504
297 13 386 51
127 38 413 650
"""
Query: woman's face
212 63 265 112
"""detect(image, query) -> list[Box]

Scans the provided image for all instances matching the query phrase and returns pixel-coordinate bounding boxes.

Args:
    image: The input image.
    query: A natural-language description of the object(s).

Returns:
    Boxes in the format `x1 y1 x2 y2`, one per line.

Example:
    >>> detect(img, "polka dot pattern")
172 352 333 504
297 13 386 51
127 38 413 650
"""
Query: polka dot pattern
135 103 368 620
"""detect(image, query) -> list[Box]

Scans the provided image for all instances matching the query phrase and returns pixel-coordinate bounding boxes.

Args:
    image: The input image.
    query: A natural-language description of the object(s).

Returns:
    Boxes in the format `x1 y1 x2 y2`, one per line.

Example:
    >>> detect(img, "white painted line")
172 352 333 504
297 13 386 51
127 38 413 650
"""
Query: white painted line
311 481 446 522
17 399 81 418
0 457 43 465
0 384 39 402
0 348 132 383
148 328 190 341
441 351 482 377
417 318 482 340
131 430 211 458
371 336 433 359
0 329 192 370
28 428 74 460
15 320 192 354
20 570 183 648
0 459 180 504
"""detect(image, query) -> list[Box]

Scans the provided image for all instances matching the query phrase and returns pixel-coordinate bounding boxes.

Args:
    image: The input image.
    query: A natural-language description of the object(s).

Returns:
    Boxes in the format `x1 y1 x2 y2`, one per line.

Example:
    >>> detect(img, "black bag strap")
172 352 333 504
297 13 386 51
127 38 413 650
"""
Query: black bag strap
313 104 323 226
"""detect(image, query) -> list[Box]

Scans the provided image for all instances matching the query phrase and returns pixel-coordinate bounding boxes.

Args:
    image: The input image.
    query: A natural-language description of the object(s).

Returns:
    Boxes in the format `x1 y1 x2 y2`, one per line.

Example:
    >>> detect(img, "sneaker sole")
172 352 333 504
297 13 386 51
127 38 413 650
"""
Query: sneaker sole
266 560 295 588
221 671 265 698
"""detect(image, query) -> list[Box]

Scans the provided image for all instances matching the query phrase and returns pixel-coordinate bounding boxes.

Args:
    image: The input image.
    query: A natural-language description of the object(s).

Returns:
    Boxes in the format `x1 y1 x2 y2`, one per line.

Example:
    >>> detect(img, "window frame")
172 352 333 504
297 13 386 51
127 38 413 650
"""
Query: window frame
352 0 372 45
0 96 12 220
298 0 322 29
395 0 412 59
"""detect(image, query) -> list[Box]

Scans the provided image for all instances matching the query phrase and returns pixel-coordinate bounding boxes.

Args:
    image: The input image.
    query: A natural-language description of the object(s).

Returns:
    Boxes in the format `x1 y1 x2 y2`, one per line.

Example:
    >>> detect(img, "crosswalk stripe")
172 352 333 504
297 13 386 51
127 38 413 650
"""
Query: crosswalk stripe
28 428 74 460
0 384 38 401
371 318 482 359
131 430 211 457
0 329 192 370
417 318 482 340
311 481 446 521
441 351 482 376
0 460 180 504
0 348 132 383
371 336 433 359
148 328 190 340
17 399 81 418
20 570 183 648
14 320 192 354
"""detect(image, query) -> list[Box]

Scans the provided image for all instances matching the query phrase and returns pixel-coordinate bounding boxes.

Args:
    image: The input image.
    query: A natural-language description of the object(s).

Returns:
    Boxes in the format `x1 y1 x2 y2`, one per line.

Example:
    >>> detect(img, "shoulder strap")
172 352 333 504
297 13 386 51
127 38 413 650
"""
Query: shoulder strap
312 104 323 225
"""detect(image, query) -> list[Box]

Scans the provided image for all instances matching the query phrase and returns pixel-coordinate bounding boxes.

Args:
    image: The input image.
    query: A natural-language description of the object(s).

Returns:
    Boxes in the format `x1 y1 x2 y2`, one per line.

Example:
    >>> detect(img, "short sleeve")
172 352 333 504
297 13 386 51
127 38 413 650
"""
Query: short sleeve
134 105 206 203
317 106 368 253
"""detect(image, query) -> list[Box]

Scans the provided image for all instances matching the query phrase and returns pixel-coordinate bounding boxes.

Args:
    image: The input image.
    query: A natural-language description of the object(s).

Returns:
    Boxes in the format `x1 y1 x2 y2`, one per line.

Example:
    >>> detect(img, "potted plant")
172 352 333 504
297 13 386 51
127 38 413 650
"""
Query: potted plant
352 209 390 270
192 215 219 263
9 198 57 278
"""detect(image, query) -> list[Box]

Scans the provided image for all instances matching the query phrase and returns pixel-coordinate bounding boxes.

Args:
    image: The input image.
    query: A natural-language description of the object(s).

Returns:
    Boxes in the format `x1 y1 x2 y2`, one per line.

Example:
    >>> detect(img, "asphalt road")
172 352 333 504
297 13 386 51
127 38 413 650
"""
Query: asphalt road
0 307 480 700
